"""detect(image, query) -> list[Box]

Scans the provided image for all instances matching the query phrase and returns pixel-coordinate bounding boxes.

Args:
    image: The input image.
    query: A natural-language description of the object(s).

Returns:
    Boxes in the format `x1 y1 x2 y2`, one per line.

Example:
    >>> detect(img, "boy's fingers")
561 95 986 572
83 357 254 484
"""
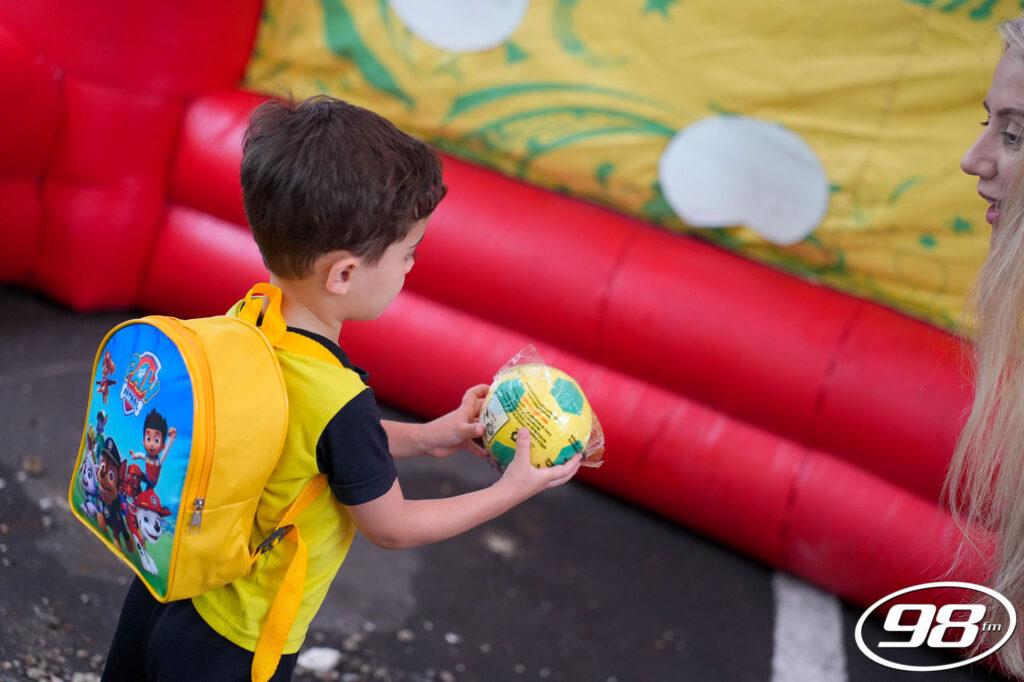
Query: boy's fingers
455 422 485 440
546 455 582 486
465 384 490 403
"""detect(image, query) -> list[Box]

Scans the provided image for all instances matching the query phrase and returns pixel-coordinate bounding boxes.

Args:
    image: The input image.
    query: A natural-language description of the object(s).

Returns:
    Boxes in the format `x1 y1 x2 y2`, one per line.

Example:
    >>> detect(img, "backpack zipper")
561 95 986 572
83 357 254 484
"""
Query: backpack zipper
147 316 216 535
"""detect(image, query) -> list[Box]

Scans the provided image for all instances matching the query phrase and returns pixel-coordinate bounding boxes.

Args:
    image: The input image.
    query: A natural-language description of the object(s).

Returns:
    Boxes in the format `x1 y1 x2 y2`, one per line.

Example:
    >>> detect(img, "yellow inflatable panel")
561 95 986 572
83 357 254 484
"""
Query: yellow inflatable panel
246 0 1007 328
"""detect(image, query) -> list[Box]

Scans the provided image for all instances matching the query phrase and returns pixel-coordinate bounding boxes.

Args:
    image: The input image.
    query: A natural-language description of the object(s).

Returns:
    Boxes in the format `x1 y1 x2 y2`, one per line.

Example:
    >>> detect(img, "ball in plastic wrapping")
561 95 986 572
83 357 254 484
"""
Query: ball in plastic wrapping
480 363 593 468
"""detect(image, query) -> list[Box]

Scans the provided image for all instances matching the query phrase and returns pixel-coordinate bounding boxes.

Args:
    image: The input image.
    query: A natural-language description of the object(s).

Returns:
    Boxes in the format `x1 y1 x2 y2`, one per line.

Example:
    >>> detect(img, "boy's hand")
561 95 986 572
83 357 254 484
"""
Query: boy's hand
421 384 491 459
496 429 582 500
348 427 582 551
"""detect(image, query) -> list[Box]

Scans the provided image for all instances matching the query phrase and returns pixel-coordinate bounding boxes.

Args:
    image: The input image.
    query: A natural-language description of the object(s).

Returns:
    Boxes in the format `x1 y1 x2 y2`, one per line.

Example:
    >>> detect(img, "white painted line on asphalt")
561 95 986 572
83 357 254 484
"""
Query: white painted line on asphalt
771 571 848 682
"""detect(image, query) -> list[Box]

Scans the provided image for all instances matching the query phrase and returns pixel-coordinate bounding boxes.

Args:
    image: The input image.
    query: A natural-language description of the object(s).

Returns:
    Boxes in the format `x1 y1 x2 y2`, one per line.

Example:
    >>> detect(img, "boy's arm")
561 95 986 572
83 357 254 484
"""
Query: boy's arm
382 384 490 459
346 429 581 550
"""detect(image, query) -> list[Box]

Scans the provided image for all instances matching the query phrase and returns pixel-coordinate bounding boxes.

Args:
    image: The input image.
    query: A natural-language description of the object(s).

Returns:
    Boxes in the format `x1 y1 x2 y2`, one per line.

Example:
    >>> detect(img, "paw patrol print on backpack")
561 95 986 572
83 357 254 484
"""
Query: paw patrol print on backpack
70 322 196 596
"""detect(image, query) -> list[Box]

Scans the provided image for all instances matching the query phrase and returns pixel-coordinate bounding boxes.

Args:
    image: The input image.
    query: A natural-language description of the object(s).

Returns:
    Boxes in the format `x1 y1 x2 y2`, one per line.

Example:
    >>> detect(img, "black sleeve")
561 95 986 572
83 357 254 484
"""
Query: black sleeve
315 388 398 506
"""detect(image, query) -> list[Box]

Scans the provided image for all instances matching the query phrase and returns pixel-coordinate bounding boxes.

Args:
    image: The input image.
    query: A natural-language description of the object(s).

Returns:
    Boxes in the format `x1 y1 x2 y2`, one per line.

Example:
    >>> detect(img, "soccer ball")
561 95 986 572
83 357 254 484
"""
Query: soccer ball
480 363 593 468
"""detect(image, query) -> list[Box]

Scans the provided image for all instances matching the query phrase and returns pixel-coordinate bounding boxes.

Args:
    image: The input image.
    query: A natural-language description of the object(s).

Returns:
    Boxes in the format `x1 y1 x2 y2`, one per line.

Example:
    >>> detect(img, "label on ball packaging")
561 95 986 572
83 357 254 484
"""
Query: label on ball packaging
481 394 510 443
479 345 605 471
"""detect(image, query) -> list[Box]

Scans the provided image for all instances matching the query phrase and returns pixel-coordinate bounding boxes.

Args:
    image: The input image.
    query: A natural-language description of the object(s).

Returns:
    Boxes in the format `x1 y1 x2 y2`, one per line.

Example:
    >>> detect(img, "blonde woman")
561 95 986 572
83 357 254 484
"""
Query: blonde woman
951 15 1024 678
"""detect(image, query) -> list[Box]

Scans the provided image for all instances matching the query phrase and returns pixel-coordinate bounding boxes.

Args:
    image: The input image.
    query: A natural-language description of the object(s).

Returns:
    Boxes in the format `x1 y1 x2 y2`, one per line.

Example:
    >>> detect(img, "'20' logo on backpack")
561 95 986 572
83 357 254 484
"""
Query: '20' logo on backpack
122 351 162 417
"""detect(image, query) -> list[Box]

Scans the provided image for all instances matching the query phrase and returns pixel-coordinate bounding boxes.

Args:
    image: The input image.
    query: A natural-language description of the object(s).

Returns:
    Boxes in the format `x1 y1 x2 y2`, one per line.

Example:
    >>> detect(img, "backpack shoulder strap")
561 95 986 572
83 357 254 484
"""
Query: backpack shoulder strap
236 283 346 370
250 475 328 682
235 283 287 345
276 331 345 368
234 283 347 681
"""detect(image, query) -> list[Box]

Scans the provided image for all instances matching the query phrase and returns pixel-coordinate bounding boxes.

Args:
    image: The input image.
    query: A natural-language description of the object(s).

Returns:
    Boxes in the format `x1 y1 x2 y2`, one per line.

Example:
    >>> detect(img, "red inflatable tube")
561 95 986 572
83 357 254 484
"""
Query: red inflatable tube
783 451 993 607
341 290 802 564
171 89 269 228
22 77 184 311
32 179 166 312
597 223 859 449
0 180 43 285
0 0 262 96
340 289 977 605
138 205 268 318
0 22 60 287
53 79 183 186
412 155 972 502
0 22 60 176
407 161 635 360
606 225 972 502
808 304 972 503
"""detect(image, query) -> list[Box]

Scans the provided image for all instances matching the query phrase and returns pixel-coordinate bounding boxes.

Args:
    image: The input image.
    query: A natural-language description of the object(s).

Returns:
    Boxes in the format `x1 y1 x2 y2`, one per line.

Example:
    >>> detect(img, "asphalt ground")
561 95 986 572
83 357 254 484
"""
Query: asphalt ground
0 284 1010 682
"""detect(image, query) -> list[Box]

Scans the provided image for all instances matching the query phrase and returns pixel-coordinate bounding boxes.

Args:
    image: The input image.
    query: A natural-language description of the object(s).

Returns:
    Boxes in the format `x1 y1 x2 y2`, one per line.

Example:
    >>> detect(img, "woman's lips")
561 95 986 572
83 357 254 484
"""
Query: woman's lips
980 192 999 225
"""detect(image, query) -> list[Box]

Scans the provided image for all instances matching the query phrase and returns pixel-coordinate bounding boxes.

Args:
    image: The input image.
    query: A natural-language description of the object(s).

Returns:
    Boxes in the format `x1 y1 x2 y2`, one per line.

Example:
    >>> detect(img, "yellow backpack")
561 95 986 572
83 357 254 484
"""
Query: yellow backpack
69 283 327 682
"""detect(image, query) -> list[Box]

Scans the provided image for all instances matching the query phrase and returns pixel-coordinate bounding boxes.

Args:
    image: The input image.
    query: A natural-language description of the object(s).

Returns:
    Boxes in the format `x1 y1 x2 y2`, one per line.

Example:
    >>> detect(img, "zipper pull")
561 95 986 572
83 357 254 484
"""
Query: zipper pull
189 498 205 534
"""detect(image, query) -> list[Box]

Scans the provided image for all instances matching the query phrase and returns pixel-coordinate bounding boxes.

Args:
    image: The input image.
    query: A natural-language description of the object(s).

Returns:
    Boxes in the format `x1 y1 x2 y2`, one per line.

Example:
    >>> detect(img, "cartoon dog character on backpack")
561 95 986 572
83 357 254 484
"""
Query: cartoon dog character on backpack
119 462 150 500
95 437 136 555
85 423 98 459
129 489 171 574
78 450 100 519
119 462 149 543
95 410 108 440
95 350 117 406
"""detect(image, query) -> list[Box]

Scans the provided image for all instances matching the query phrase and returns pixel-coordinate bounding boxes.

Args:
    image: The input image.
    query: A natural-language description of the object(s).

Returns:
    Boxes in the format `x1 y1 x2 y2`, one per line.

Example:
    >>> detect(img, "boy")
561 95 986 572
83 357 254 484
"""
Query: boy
101 95 582 682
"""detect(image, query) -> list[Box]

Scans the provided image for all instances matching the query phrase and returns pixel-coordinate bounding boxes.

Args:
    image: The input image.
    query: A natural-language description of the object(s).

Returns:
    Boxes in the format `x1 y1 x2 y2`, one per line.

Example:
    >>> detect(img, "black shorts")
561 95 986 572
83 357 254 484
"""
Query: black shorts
101 577 298 682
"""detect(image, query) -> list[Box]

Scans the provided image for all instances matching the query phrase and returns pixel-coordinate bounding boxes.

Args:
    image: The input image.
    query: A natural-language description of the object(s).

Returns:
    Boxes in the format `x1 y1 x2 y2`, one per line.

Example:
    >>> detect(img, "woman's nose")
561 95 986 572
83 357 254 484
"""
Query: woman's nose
962 134 996 179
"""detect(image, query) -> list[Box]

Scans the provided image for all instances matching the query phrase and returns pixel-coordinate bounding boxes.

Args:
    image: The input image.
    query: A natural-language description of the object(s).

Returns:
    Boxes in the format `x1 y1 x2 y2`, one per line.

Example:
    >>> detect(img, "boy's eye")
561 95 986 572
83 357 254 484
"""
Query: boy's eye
1004 130 1022 146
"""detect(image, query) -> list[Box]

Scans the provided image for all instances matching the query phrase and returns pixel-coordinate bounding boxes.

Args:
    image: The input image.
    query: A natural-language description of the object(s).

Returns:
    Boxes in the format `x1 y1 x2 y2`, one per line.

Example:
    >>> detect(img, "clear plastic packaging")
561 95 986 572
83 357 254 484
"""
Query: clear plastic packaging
477 345 605 472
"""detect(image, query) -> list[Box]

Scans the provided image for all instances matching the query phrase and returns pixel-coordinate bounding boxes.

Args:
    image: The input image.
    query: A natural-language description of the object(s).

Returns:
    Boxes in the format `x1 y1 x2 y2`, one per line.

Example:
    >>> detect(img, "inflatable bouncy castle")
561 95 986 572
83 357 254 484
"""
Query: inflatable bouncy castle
0 0 1005 611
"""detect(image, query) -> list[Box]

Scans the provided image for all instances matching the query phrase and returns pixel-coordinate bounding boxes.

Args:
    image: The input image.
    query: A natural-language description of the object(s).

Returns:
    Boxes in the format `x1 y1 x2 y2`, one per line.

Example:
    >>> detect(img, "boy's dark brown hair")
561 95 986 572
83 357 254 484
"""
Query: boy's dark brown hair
240 95 447 278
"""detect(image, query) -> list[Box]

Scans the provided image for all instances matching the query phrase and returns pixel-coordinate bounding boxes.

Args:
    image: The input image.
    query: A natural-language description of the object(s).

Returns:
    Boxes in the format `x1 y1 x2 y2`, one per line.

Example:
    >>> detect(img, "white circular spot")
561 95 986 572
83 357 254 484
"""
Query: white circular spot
388 0 529 53
657 115 829 246
296 647 343 672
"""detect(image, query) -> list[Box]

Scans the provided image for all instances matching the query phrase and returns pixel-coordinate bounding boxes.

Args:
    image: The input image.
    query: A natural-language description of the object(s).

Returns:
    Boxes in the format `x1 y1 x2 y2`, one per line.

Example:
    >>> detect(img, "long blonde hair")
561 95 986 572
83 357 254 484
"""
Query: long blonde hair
946 17 1024 677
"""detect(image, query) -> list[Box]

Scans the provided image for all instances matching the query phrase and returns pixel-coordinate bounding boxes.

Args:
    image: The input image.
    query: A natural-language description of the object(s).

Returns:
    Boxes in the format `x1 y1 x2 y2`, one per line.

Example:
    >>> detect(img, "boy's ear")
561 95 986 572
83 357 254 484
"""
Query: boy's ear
324 254 362 295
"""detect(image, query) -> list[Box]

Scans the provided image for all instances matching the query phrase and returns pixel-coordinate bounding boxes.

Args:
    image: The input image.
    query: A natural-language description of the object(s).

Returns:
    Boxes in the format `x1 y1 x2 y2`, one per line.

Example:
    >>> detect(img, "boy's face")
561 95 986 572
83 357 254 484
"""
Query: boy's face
144 428 164 457
346 219 427 320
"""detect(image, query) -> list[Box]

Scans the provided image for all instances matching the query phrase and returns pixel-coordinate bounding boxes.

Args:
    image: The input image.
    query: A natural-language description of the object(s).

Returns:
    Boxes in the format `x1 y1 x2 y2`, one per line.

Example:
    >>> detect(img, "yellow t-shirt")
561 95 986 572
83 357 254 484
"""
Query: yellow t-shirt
191 327 397 653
